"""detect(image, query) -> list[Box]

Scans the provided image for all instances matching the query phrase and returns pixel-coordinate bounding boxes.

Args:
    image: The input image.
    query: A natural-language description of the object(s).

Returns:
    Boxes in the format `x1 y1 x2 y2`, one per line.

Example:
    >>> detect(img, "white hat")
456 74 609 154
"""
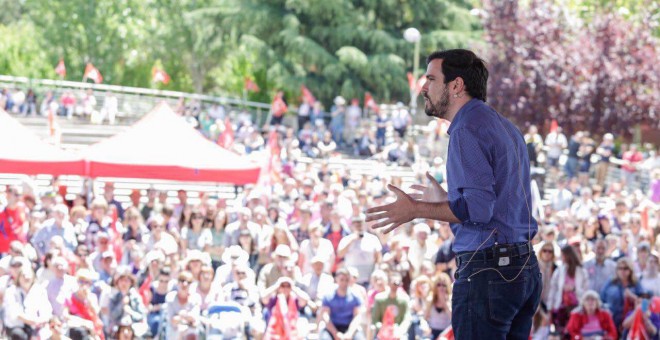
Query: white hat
183 249 211 267
273 244 292 258
334 96 346 106
221 246 249 265
144 250 165 265
414 223 431 234
310 255 326 264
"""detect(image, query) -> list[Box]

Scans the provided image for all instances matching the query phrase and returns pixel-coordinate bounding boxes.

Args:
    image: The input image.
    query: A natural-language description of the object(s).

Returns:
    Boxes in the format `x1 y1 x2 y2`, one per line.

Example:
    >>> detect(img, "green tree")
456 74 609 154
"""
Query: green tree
0 21 55 79
192 0 481 106
24 0 152 86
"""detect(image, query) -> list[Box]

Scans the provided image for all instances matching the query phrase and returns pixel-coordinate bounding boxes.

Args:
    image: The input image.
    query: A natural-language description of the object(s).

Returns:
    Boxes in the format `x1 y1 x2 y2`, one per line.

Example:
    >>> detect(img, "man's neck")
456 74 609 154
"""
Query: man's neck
337 287 347 296
445 96 472 123
389 289 397 299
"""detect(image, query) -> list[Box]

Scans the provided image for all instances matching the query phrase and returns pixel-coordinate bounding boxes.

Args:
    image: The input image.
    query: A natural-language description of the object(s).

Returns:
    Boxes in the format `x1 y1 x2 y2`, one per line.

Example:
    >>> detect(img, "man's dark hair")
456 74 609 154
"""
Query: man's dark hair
426 49 488 101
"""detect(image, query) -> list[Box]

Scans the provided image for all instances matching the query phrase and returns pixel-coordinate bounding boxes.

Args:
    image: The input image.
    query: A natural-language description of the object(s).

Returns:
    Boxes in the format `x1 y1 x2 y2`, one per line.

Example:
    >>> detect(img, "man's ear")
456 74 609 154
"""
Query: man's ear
453 77 466 93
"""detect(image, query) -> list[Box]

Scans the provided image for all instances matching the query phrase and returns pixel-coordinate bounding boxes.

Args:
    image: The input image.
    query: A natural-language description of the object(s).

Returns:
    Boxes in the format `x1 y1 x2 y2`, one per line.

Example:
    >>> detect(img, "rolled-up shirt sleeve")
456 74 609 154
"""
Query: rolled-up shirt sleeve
447 128 497 225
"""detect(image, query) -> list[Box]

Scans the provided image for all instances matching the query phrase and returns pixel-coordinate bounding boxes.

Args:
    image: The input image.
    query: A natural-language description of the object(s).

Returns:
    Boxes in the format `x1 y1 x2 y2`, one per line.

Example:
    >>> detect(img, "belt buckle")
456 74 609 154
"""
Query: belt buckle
495 245 510 267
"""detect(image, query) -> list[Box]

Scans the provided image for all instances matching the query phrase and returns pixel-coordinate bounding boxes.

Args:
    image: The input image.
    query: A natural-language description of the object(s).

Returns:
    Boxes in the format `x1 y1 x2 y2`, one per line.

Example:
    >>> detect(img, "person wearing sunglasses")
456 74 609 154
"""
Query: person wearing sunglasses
600 257 645 330
426 273 453 339
164 271 201 340
146 267 172 338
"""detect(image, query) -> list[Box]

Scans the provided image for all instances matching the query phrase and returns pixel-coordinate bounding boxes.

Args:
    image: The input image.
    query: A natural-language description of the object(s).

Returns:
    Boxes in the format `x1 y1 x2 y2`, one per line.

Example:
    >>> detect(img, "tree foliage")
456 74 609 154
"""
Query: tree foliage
0 0 480 107
482 0 660 136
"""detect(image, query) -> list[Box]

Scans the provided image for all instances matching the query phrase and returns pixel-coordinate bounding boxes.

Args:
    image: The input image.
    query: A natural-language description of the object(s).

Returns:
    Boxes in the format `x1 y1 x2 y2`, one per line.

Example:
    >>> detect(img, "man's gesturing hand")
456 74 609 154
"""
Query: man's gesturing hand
366 184 416 234
409 172 447 202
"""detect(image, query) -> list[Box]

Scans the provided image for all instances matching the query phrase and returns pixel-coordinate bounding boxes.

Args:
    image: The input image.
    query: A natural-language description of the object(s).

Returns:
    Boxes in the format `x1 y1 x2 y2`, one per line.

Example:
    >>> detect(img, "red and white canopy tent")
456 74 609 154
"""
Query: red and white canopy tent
81 102 260 184
0 109 85 176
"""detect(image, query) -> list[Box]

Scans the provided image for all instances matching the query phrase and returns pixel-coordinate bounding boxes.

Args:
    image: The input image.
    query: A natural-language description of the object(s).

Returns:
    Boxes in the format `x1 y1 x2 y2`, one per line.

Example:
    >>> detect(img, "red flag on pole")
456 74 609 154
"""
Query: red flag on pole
627 308 649 340
439 327 455 340
217 117 234 149
407 72 425 97
271 91 288 118
377 305 397 340
138 275 153 306
55 59 66 78
258 130 283 190
300 85 316 105
83 63 103 84
364 92 379 113
244 77 260 92
264 295 299 340
152 67 171 85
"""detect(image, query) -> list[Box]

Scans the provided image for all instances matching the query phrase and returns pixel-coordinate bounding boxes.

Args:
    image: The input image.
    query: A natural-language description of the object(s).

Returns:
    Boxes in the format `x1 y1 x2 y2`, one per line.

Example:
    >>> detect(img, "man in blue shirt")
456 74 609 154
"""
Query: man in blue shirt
318 268 365 340
367 49 542 339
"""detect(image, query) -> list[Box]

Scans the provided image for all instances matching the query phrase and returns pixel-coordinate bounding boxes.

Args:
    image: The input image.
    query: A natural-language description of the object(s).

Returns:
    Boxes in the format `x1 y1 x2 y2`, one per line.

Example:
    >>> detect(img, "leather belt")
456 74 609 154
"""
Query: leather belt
455 242 532 268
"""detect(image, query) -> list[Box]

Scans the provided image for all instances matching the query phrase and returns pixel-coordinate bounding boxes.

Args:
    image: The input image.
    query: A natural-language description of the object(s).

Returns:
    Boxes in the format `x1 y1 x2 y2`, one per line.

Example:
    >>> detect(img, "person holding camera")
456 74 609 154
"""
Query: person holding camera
337 214 382 288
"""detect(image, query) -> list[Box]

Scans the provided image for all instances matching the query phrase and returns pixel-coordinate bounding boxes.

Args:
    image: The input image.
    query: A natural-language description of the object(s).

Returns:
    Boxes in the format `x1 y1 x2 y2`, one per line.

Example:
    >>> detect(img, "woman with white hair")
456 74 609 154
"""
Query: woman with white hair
566 290 617 339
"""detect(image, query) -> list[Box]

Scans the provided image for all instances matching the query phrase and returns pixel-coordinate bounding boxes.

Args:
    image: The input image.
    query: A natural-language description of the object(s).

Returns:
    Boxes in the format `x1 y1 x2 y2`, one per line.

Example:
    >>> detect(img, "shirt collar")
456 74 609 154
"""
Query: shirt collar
447 98 482 135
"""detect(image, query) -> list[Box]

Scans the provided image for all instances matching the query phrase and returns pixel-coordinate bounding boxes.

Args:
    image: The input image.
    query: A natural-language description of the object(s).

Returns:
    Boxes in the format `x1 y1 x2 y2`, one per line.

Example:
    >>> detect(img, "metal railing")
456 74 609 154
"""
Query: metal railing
0 75 273 126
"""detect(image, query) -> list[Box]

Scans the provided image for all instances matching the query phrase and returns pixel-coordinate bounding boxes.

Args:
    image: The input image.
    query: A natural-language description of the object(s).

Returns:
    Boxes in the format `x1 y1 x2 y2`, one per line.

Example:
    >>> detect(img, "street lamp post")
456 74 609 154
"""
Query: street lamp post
404 27 421 113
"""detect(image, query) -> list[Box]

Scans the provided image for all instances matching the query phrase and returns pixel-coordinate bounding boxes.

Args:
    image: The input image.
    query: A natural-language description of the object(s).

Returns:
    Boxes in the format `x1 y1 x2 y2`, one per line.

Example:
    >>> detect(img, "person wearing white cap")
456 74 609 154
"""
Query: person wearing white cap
337 214 382 286
257 244 301 296
300 254 334 314
90 231 113 273
408 223 438 277
213 245 256 287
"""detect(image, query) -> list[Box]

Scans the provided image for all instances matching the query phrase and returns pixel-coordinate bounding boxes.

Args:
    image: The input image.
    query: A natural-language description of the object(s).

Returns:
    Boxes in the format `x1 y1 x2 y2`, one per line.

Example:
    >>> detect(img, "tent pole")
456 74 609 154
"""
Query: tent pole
86 177 94 207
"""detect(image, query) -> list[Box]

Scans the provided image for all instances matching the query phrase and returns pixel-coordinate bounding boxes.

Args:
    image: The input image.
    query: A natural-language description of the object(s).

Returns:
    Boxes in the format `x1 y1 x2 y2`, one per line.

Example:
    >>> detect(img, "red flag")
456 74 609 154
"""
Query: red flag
138 275 153 306
55 59 66 78
550 119 559 133
377 305 397 340
627 308 649 340
244 77 260 92
83 63 103 84
439 327 455 340
152 67 171 85
407 72 424 97
218 117 234 148
300 85 316 105
264 295 298 340
258 130 283 190
271 91 288 118
641 206 650 234
364 92 379 113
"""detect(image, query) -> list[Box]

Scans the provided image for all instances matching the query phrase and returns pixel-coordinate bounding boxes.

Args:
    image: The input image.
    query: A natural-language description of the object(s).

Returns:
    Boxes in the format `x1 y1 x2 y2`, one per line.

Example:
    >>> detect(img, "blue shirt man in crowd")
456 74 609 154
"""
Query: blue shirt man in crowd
367 49 542 339
319 268 364 340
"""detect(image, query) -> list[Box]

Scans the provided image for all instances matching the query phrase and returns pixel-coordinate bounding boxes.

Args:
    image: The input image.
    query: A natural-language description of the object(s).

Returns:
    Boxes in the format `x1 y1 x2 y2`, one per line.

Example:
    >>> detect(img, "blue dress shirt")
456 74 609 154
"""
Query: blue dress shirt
446 99 538 252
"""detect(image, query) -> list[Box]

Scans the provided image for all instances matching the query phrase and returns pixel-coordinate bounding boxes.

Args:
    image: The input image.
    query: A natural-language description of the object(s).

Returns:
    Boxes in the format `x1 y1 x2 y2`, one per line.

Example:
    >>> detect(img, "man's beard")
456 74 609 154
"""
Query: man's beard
424 87 450 119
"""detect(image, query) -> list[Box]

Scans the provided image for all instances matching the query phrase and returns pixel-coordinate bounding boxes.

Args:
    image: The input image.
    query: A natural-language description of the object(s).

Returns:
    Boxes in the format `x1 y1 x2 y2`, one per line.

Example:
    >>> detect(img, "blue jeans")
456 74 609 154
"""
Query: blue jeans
452 253 542 339
564 157 579 178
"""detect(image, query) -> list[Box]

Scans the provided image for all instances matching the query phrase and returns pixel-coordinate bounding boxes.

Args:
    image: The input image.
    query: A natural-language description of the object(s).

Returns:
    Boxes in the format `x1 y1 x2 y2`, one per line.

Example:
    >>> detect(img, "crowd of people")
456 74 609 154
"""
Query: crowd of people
0 83 659 340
